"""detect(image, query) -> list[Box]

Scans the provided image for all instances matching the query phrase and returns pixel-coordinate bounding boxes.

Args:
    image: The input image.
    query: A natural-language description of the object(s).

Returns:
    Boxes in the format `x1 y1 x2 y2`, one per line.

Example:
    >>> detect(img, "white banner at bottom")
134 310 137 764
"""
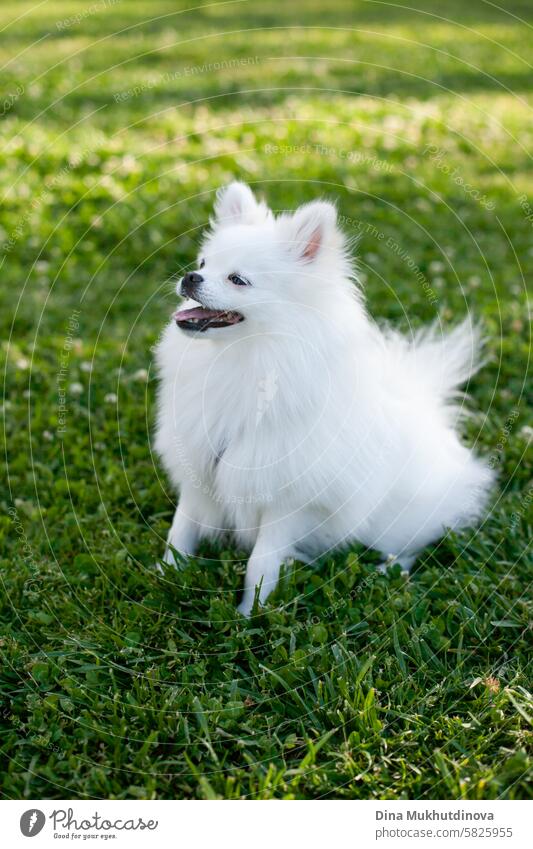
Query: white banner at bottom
2 799 530 848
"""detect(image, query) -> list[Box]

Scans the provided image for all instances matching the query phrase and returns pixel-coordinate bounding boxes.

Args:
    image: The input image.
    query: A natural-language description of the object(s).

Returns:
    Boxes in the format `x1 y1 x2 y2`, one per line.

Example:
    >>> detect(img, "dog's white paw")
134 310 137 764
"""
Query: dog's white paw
154 549 189 573
237 595 257 618
377 553 415 576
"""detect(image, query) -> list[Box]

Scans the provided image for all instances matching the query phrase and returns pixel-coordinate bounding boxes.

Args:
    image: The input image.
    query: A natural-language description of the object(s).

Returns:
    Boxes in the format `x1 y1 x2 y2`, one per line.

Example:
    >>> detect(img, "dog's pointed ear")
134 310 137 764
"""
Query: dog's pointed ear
282 200 337 262
214 182 266 225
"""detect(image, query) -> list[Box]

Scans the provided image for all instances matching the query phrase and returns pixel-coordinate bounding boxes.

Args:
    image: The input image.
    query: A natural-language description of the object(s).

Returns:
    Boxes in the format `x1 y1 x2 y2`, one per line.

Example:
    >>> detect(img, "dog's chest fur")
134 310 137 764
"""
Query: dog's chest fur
155 325 323 510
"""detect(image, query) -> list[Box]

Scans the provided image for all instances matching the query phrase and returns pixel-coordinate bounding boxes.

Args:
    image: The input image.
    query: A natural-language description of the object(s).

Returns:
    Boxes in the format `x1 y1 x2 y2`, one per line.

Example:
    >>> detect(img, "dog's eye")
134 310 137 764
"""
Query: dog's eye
199 258 205 269
229 273 251 286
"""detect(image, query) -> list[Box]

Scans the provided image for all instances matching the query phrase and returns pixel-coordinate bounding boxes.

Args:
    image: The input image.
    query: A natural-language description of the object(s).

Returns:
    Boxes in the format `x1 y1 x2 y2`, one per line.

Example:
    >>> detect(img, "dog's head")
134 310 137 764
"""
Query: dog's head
174 182 355 338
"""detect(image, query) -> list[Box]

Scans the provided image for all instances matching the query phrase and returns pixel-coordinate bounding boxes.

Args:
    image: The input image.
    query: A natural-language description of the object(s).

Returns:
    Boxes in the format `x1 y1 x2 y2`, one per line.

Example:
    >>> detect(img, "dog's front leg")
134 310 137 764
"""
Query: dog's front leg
161 484 214 567
237 518 296 617
163 502 199 567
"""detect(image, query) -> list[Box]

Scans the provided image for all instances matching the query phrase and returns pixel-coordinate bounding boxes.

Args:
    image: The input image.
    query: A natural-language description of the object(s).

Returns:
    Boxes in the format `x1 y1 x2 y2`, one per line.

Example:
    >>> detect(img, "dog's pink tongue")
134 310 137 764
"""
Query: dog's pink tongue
174 306 220 321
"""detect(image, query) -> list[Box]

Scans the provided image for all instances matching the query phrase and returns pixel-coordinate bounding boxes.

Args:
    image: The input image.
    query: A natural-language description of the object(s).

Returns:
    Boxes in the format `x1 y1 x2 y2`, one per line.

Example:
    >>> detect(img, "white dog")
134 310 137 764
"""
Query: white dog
155 182 493 616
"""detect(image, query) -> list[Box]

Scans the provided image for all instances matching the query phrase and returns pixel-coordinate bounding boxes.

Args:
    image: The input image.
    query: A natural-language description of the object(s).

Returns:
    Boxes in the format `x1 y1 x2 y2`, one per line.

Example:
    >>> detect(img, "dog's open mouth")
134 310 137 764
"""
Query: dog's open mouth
174 305 245 332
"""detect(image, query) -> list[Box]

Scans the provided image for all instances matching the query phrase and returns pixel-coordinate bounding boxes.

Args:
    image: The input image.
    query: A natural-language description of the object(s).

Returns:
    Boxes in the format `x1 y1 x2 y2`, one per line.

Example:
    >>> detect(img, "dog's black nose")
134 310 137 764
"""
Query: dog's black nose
181 271 204 297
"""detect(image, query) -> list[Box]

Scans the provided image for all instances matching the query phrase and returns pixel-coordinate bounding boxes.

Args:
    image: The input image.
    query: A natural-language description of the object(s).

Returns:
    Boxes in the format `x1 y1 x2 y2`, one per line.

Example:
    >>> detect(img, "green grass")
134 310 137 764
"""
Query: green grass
1 0 532 800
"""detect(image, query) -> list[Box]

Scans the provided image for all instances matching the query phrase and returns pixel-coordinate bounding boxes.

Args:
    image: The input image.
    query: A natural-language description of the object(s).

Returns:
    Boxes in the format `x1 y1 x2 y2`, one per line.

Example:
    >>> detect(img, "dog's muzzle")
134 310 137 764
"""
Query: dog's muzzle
181 271 204 298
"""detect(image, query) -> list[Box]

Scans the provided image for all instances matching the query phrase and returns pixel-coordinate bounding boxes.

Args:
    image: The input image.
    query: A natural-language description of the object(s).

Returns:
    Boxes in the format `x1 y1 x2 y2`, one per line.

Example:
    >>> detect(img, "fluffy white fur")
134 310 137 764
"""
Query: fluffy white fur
155 182 494 616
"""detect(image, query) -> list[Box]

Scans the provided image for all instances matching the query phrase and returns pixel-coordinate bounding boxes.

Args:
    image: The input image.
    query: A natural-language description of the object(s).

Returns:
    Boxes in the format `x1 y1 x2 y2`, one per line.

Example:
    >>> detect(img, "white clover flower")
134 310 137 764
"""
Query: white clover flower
519 425 533 444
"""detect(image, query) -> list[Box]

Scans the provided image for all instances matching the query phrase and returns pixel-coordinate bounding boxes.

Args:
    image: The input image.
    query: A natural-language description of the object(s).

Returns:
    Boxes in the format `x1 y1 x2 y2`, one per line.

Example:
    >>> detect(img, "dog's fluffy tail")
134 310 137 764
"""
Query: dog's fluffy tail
412 318 484 394
384 318 485 412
